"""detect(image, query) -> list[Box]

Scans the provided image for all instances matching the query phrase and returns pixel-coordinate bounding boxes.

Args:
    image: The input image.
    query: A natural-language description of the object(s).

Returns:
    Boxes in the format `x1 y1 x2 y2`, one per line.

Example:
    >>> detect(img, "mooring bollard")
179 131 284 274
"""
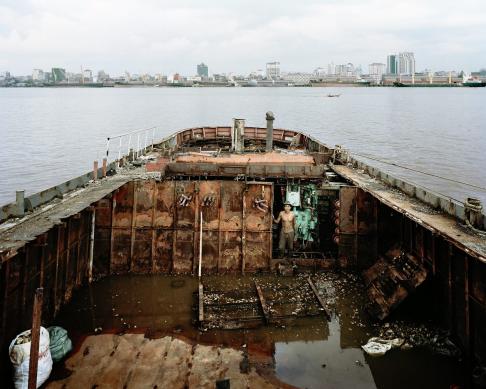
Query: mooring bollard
102 158 107 178
15 190 25 217
93 161 98 181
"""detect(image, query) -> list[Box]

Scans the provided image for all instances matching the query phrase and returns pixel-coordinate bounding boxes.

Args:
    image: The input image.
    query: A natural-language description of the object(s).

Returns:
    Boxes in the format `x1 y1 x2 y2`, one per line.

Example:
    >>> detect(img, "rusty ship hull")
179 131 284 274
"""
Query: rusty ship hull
0 115 485 385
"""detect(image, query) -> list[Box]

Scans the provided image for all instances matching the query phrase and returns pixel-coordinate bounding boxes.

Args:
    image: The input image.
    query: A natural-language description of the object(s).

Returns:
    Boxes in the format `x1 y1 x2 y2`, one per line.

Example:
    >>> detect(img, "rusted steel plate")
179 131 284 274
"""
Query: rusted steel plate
175 182 195 230
154 181 174 228
94 199 112 228
175 152 314 165
220 231 242 271
173 230 193 273
199 181 220 230
201 230 218 272
131 229 152 273
363 247 427 320
134 180 154 228
154 230 172 273
245 183 273 232
470 259 486 304
112 182 133 228
111 229 131 273
244 232 271 271
339 186 357 234
357 189 377 234
93 228 110 276
220 182 244 231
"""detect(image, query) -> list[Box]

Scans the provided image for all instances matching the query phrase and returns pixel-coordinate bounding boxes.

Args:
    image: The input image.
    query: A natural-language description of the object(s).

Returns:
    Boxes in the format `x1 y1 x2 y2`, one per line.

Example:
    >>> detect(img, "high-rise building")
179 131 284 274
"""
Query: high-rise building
197 63 209 78
368 63 386 83
327 62 335 75
398 52 415 75
51 68 66 83
266 62 280 80
387 55 398 75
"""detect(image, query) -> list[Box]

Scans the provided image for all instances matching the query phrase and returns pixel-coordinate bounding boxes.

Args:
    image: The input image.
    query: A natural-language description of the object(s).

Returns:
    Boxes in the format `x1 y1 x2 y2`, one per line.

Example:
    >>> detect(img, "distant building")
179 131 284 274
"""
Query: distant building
281 72 312 85
327 62 335 75
313 67 326 77
32 69 45 81
82 69 93 83
51 68 66 83
97 70 110 82
266 62 280 80
197 63 209 78
368 63 386 83
335 63 356 77
398 52 415 75
387 55 398 75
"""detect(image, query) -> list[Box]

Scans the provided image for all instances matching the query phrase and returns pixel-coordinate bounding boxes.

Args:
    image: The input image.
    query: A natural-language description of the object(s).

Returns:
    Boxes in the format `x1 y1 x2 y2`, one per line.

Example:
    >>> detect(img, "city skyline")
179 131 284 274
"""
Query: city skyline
1 0 486 75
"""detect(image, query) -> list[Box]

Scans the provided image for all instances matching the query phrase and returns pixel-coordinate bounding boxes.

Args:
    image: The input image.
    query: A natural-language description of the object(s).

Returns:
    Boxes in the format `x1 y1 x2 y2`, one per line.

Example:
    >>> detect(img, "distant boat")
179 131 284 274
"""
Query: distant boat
461 73 485 87
327 94 341 97
462 77 486 87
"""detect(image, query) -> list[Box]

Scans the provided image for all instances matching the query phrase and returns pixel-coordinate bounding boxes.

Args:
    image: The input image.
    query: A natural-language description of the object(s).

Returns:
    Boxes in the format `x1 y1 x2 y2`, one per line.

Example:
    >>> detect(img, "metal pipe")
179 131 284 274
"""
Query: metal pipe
102 158 107 178
266 111 275 152
93 161 98 181
88 209 96 282
198 210 203 278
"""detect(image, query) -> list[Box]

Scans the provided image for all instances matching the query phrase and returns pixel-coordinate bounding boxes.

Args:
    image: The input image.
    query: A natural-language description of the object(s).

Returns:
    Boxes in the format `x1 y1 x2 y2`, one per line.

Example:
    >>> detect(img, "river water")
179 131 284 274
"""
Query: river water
0 87 485 206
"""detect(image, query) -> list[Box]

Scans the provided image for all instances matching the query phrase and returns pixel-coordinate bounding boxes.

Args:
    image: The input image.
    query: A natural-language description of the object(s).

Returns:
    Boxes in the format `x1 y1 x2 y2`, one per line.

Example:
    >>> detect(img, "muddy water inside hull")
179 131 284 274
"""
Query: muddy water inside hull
53 273 466 389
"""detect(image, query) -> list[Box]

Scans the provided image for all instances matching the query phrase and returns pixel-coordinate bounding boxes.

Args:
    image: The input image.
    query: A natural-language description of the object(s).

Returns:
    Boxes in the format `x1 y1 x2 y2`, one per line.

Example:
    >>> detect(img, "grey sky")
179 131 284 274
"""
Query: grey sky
1 0 485 75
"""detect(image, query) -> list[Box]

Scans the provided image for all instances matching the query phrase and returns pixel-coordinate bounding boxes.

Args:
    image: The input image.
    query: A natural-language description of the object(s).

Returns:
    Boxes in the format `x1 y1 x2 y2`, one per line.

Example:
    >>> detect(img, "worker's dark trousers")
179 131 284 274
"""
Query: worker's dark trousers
279 230 294 258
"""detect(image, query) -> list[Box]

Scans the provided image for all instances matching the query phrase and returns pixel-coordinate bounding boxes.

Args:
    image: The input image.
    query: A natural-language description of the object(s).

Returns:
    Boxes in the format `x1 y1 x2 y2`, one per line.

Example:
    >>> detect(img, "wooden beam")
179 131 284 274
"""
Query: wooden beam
307 276 331 321
254 281 270 323
241 188 247 274
28 288 43 389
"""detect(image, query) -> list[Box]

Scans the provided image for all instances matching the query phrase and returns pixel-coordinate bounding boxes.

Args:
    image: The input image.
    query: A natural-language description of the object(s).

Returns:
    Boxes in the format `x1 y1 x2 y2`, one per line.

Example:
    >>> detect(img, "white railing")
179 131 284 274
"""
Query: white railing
105 126 157 166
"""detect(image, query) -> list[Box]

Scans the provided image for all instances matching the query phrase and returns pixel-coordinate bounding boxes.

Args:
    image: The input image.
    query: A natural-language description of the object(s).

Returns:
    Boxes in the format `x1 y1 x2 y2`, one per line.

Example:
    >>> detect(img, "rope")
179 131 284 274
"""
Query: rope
352 152 486 193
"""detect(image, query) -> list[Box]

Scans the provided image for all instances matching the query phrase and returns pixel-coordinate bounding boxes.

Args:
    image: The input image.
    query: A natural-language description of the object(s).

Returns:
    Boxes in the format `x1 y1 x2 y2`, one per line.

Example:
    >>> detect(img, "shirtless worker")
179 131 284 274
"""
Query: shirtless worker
273 201 296 258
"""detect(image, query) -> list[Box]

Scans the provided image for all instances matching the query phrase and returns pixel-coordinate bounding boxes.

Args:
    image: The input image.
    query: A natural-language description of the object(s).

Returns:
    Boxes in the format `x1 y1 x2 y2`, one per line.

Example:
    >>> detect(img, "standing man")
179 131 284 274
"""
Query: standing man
273 201 296 258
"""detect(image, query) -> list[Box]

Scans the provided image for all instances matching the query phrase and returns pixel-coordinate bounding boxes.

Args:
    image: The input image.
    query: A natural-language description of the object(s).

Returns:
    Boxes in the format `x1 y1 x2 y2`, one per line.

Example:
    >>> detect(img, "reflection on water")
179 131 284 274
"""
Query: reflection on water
53 274 466 389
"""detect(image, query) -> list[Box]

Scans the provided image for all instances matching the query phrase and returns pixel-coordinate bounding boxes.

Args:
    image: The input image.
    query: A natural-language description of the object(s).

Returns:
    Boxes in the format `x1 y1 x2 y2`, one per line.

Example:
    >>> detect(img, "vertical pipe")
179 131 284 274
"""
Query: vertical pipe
102 158 107 178
198 210 203 279
28 288 43 389
88 209 96 282
105 138 110 159
93 161 98 181
127 134 132 155
152 128 156 149
144 131 148 154
266 111 275 152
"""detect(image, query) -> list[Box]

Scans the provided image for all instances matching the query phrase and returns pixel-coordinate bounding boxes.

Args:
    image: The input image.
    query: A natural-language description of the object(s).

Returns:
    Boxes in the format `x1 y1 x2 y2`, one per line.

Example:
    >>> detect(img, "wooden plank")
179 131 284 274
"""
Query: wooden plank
198 283 204 322
241 188 247 274
28 287 43 389
254 281 270 323
307 276 331 321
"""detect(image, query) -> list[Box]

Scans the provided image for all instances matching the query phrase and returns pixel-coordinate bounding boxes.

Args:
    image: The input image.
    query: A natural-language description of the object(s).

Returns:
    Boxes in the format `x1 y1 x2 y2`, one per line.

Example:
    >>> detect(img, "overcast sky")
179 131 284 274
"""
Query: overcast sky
1 0 486 76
